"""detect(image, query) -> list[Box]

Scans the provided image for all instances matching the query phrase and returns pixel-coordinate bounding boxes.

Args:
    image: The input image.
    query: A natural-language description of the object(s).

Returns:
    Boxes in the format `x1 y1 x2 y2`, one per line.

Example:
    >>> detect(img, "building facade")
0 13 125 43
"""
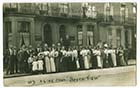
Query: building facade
3 3 136 53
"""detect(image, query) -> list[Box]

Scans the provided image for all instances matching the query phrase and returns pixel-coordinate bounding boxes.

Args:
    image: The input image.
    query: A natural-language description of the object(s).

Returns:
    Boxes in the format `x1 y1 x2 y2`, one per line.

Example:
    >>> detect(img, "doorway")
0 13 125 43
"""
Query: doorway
43 24 52 46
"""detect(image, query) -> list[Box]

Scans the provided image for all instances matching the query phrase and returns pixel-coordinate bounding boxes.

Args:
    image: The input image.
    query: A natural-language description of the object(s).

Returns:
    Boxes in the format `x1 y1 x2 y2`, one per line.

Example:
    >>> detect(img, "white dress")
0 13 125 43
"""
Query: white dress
44 51 51 73
111 49 117 67
72 49 80 69
96 50 102 68
80 49 90 69
49 50 56 72
32 61 38 71
87 49 92 68
37 60 44 71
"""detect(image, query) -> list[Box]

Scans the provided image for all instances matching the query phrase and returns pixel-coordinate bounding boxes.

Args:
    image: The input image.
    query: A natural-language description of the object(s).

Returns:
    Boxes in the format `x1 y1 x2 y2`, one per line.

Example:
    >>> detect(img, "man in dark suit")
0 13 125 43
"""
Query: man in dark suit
6 45 14 75
13 46 18 73
35 44 42 56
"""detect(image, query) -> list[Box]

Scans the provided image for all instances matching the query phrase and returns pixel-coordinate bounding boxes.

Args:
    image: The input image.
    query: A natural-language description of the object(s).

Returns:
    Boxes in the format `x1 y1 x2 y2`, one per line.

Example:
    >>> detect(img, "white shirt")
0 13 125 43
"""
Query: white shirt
80 49 88 57
67 51 72 57
43 51 50 56
72 49 78 58
61 50 67 56
28 57 33 64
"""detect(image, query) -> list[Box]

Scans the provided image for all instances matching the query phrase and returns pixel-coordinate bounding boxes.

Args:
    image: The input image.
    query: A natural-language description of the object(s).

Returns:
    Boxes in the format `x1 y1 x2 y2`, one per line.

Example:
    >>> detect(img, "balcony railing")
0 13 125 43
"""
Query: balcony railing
3 4 136 25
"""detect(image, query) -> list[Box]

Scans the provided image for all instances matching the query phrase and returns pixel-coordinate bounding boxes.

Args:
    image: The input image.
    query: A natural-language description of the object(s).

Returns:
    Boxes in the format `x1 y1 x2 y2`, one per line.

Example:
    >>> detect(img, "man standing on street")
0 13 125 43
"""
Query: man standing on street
6 45 14 75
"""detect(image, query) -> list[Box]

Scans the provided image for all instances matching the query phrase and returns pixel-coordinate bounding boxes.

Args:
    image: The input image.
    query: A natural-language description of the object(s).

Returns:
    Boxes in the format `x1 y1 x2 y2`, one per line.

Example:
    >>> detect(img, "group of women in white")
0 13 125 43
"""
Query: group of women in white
30 43 127 74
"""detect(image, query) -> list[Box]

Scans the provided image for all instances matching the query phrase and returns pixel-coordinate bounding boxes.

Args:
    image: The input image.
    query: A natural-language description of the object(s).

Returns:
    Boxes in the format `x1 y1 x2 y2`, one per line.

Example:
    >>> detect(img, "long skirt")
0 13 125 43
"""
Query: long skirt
67 56 73 71
54 57 60 72
76 59 80 69
88 55 92 68
92 55 97 69
108 54 113 67
97 55 102 68
119 56 127 66
59 57 68 72
50 57 56 72
44 56 51 73
103 56 110 68
71 57 77 71
111 54 117 67
79 55 84 70
83 56 90 69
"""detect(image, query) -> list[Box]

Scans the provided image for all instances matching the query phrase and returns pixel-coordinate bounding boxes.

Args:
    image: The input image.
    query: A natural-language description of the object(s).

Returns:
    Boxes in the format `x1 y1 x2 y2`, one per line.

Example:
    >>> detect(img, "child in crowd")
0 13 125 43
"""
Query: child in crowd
32 56 38 74
37 54 44 74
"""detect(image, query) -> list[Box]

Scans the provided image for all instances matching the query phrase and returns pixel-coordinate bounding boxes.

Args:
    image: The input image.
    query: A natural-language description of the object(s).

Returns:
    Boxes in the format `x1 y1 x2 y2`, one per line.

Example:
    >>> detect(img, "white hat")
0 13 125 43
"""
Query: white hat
104 44 108 47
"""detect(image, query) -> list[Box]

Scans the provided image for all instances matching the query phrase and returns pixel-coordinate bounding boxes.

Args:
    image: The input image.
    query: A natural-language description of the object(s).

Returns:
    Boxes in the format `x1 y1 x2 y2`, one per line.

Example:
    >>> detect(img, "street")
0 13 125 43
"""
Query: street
4 65 136 86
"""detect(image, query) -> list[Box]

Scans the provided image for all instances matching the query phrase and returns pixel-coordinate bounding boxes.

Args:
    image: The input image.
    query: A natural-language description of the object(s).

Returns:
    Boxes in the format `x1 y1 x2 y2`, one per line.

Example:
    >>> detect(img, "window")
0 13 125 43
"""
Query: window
133 3 136 14
59 25 66 41
77 25 83 45
133 7 136 14
108 28 112 45
38 3 49 15
116 29 121 47
59 3 68 15
38 3 49 11
3 3 17 8
18 21 30 33
87 25 94 45
104 3 113 22
5 22 12 33
125 7 128 18
120 3 126 22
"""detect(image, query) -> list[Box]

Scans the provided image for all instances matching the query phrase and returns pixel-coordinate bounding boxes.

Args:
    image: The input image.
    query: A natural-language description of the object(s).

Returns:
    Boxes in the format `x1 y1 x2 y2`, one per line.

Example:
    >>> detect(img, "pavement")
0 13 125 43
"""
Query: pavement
4 65 136 87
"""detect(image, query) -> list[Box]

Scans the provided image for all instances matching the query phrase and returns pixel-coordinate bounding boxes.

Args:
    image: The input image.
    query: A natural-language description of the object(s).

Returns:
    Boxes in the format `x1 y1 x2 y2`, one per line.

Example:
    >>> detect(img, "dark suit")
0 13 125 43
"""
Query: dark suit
13 49 18 73
6 48 14 75
35 48 42 56
24 50 30 73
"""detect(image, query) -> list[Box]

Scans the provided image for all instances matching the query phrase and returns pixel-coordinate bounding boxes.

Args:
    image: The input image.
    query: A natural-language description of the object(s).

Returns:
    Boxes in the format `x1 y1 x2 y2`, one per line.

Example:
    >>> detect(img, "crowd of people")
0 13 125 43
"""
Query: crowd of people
4 42 129 75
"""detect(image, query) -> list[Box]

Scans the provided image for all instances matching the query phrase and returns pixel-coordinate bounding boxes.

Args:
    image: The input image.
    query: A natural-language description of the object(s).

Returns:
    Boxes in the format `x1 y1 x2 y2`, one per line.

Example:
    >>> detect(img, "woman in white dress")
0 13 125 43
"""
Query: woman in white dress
43 49 51 73
96 48 102 68
87 47 92 69
111 48 117 67
72 47 80 70
54 49 59 72
92 47 102 68
49 47 56 72
80 47 90 69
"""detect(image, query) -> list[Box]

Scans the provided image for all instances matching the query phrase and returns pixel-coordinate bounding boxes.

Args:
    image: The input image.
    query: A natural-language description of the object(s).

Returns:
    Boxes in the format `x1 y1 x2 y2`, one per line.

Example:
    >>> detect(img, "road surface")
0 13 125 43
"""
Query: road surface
4 65 136 86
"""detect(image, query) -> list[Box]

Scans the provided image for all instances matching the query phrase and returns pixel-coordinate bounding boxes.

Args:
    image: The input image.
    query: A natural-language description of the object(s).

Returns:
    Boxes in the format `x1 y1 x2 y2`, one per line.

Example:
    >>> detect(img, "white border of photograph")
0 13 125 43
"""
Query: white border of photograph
0 0 139 88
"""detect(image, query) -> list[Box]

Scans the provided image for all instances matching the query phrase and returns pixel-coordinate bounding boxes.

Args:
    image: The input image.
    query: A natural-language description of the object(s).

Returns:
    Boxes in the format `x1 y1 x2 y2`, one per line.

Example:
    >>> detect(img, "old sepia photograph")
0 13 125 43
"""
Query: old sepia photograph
3 2 136 86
